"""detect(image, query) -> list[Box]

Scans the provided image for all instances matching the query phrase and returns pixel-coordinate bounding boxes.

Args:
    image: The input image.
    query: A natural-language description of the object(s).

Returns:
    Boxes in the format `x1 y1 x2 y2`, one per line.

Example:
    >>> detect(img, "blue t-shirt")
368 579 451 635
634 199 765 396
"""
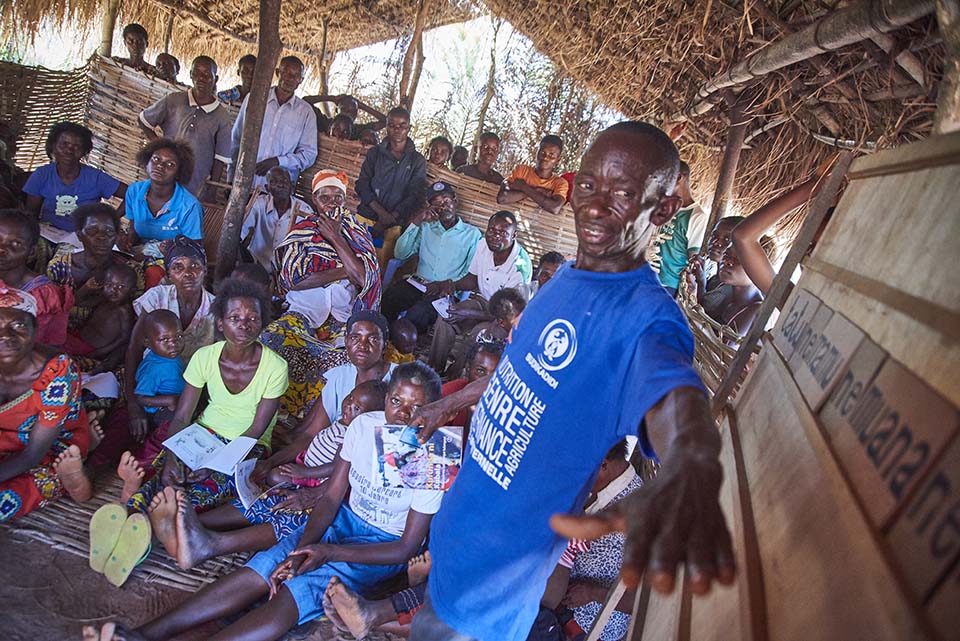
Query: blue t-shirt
124 180 203 241
23 163 121 231
134 349 186 414
427 262 706 641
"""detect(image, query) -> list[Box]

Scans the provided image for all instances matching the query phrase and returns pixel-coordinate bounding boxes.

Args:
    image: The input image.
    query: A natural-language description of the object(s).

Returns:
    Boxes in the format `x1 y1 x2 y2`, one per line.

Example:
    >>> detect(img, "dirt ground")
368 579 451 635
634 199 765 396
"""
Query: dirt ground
1 527 400 641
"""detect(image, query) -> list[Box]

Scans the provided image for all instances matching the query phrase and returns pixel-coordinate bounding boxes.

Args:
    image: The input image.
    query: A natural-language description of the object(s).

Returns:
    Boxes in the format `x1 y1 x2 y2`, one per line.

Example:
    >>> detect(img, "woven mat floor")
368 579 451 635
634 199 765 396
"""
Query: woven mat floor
0 476 250 593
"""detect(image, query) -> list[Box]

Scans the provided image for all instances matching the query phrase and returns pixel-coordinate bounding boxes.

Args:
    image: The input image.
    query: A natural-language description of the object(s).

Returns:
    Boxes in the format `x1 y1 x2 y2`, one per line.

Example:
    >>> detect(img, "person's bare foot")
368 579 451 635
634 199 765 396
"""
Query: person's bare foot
82 622 148 641
88 411 105 451
323 579 349 632
407 550 432 586
147 486 178 559
117 451 144 504
174 489 216 569
327 576 378 639
53 445 92 502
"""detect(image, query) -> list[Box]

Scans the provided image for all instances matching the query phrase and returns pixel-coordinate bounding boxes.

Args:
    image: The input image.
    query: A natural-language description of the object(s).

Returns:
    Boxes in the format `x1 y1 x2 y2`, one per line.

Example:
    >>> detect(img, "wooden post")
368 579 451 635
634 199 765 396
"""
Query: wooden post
215 0 282 281
406 37 426 110
97 0 120 57
934 0 960 134
399 0 429 109
710 153 853 416
162 10 176 53
702 92 750 242
318 19 330 99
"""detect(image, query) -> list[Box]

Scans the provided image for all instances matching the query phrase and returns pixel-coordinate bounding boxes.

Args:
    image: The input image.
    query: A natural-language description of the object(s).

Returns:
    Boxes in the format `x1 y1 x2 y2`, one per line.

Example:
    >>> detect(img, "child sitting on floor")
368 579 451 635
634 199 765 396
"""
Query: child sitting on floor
384 317 417 364
133 309 185 426
447 287 524 379
267 378 388 487
443 341 504 429
64 262 137 372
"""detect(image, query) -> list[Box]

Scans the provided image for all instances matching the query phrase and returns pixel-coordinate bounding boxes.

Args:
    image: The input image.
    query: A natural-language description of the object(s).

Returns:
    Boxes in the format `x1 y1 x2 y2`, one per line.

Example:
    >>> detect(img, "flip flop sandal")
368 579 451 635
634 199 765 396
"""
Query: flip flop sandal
103 513 153 587
88 503 127 573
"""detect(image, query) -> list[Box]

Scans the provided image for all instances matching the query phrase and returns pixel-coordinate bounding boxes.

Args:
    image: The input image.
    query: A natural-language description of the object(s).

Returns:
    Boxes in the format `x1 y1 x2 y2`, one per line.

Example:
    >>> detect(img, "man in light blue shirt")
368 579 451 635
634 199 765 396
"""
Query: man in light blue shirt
381 181 482 331
230 55 317 189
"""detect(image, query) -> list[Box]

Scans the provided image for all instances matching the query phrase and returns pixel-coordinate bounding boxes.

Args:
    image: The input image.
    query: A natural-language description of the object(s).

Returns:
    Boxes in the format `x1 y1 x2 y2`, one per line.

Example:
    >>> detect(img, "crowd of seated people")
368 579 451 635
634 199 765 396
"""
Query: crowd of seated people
0 22 813 640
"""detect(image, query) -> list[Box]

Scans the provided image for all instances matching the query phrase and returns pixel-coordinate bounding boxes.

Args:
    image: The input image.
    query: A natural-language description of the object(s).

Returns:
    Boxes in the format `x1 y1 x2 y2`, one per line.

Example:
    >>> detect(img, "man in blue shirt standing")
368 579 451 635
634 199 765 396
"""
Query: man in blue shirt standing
408 122 735 641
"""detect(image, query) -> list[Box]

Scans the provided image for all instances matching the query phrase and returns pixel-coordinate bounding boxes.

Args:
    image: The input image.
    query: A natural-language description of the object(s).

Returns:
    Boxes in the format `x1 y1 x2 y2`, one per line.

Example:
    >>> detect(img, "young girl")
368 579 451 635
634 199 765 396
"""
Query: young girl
121 277 287 511
103 361 443 641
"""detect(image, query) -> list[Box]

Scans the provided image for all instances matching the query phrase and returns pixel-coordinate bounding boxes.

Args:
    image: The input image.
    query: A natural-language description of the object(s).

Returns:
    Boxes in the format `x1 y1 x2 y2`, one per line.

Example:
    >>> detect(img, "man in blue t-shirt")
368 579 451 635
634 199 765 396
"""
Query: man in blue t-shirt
407 122 735 641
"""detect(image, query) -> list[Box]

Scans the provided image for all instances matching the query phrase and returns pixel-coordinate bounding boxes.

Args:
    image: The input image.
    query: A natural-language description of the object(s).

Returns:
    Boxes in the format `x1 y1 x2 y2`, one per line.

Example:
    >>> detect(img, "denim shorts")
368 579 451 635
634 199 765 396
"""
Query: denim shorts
245 505 405 625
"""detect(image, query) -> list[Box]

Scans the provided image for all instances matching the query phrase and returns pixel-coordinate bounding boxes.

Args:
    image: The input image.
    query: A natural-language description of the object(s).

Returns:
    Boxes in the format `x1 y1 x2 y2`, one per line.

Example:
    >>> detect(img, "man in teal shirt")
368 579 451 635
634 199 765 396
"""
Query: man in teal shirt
647 161 708 297
381 181 482 330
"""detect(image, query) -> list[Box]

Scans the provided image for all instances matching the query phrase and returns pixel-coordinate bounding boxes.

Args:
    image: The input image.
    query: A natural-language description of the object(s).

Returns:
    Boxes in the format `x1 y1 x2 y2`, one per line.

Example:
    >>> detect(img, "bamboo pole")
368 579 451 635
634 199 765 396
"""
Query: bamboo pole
472 18 500 162
399 0 429 109
674 0 936 121
97 0 120 57
934 0 960 134
215 0 282 281
703 92 751 242
406 36 426 110
710 153 853 417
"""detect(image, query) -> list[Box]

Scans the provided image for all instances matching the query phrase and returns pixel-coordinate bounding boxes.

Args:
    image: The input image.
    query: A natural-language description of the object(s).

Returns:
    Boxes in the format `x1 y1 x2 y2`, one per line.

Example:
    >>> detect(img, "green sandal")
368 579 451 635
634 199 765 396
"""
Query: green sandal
103 513 152 587
88 503 127 573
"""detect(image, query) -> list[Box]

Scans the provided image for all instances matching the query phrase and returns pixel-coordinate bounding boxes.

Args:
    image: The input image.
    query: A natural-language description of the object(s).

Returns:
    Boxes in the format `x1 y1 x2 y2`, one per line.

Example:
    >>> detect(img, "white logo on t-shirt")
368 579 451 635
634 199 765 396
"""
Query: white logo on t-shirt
537 319 577 372
55 194 78 217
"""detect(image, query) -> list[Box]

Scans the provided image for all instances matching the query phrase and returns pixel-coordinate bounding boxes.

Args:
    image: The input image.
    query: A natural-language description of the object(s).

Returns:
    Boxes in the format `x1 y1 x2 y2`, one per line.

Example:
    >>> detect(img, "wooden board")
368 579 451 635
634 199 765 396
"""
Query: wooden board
819 335 888 442
771 286 822 363
731 344 929 641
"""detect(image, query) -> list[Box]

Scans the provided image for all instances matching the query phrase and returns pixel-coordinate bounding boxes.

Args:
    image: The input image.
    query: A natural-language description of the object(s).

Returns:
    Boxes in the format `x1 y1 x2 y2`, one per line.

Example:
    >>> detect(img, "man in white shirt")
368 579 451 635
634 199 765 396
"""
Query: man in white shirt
240 166 311 272
426 211 532 374
230 55 318 188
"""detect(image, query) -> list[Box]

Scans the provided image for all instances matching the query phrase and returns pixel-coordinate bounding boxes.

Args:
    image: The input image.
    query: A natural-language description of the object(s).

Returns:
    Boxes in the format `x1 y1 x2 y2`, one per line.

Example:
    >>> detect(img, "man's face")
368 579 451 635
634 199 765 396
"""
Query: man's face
265 168 292 202
275 61 304 94
536 143 562 175
451 147 469 169
485 217 516 253
429 193 457 225
386 115 410 146
428 142 451 167
338 97 359 120
571 132 680 266
156 54 178 81
719 247 751 287
330 119 351 140
190 60 217 97
478 137 500 167
707 220 737 262
346 321 385 370
536 261 560 288
124 32 147 58
239 60 256 86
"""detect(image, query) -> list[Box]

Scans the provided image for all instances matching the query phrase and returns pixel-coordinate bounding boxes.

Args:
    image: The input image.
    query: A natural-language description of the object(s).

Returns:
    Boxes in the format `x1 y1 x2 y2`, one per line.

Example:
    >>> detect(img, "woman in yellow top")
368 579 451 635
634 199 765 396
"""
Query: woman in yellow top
124 277 288 513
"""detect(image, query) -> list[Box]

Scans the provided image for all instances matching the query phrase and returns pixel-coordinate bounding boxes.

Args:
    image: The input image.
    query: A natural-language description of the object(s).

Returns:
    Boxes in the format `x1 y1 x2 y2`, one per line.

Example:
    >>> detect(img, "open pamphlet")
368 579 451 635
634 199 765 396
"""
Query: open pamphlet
234 458 261 510
374 425 463 491
162 423 257 475
431 296 452 319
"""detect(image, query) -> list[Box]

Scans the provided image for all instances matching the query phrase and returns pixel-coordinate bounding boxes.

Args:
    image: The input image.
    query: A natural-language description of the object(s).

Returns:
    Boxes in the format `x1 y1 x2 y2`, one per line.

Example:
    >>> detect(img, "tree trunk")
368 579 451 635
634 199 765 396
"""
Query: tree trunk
399 0 429 109
405 38 426 110
97 0 120 57
934 0 960 134
162 10 176 53
215 0 282 282
472 18 501 161
703 91 751 238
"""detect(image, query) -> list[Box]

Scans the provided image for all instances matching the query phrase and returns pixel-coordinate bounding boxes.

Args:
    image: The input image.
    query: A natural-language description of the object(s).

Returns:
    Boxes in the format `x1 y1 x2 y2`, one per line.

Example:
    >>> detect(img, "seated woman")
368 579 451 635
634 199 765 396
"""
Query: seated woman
122 277 287 512
97 361 443 641
0 285 91 522
118 138 203 289
47 203 144 335
263 169 381 418
0 209 72 346
22 121 126 270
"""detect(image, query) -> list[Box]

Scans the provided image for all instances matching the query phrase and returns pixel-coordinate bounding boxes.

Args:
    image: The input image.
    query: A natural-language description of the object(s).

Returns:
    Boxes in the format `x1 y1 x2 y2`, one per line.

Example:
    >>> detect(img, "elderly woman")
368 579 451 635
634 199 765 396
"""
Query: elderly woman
22 122 127 269
0 285 90 522
119 138 203 288
262 169 381 418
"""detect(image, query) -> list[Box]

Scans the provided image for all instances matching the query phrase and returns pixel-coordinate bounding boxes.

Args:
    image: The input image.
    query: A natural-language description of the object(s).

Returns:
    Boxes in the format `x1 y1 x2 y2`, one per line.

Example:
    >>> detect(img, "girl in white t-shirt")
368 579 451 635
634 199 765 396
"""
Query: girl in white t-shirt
108 361 445 641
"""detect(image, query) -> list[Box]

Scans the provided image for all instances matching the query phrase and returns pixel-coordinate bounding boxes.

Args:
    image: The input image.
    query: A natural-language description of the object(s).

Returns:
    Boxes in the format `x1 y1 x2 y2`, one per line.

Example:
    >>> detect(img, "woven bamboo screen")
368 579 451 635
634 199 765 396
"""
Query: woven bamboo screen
299 136 580 263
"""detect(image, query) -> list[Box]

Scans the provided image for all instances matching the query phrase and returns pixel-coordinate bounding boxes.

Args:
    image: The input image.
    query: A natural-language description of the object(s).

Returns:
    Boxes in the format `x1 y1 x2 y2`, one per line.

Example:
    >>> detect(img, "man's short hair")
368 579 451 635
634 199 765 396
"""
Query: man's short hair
489 210 517 228
489 288 526 320
678 161 691 180
429 136 453 155
602 121 680 198
479 131 500 143
279 55 304 72
191 55 218 76
238 54 257 68
540 134 563 152
388 106 411 121
538 251 565 268
604 439 629 462
122 23 148 40
0 208 40 246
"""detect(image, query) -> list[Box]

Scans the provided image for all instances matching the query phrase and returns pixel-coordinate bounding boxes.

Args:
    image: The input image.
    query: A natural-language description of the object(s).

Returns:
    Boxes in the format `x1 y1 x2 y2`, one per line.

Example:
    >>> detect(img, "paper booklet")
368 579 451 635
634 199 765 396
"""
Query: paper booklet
405 276 428 293
374 424 463 491
162 423 257 475
431 296 452 319
234 458 261 510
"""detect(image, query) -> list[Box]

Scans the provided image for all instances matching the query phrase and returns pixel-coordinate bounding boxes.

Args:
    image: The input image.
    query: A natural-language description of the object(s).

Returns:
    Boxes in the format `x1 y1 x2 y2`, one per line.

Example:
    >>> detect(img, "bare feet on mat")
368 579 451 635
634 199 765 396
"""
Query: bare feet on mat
88 410 105 451
327 576 377 639
117 451 144 504
147 486 178 559
54 445 92 502
407 550 432 586
174 489 215 570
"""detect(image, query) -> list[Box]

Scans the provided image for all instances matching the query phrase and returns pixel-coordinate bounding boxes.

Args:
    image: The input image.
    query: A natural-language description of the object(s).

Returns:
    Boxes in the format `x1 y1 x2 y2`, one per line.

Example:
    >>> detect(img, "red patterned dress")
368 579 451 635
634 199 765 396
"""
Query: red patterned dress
0 354 90 521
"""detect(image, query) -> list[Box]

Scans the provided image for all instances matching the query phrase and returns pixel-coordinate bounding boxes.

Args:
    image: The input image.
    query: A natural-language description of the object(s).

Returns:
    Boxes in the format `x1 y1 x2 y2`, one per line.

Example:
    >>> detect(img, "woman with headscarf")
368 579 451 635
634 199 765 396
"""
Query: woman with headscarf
0 284 91 522
262 170 381 418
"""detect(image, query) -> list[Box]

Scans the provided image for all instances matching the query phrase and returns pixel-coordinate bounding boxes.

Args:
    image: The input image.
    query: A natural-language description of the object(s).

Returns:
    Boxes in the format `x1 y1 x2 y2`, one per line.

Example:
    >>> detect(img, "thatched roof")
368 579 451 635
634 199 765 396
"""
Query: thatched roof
2 0 476 70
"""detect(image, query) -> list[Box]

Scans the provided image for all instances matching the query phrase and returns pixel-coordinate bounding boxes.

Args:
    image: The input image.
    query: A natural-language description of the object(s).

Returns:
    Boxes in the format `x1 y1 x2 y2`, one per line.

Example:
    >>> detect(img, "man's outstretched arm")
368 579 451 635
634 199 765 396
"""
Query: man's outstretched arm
408 373 492 443
551 386 735 595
